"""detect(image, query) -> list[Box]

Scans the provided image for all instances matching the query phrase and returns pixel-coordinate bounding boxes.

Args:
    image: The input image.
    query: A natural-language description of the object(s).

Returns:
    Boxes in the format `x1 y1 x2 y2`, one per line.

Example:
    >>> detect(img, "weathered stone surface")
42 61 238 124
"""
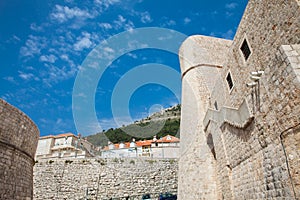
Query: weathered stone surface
178 0 300 199
33 158 178 200
0 99 39 200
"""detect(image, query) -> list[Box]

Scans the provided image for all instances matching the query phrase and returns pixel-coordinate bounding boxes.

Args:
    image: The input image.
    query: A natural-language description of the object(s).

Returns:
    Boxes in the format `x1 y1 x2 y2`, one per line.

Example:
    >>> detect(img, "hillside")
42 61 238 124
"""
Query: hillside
86 104 181 147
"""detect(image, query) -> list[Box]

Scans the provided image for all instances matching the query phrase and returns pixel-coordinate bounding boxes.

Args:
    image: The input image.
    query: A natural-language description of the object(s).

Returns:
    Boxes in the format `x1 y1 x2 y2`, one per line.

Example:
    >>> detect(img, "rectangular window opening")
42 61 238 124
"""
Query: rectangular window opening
240 39 251 60
226 72 234 90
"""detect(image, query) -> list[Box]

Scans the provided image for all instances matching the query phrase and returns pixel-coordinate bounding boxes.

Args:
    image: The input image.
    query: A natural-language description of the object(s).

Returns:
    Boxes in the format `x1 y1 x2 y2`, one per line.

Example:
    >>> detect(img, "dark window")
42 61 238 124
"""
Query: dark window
226 72 234 90
214 101 218 110
240 39 251 60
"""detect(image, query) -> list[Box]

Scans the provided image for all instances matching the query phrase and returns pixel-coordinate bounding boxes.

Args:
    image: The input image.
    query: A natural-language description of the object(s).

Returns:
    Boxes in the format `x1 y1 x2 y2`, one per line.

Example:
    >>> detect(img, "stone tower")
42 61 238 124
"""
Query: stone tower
0 99 39 199
178 0 300 199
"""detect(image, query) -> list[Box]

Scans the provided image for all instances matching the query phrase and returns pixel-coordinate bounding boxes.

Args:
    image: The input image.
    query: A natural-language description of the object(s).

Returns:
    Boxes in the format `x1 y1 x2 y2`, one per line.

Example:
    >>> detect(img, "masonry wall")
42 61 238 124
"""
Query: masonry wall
0 99 39 200
178 35 232 200
178 0 300 199
33 158 178 200
209 0 300 199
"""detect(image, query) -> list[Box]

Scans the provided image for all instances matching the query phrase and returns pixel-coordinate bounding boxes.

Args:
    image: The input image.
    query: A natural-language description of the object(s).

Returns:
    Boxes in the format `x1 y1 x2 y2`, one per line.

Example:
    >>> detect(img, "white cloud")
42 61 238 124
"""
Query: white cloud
225 2 238 10
103 47 115 53
113 15 135 31
126 40 148 50
3 76 17 84
161 19 176 27
74 37 92 50
124 20 135 32
140 12 152 23
6 35 21 44
226 11 234 18
42 64 78 87
60 54 75 67
158 34 173 41
98 116 132 131
12 35 21 42
75 93 87 98
99 22 113 30
52 118 70 133
127 52 137 59
90 46 116 61
94 0 120 9
18 71 34 81
50 5 96 23
20 35 47 57
184 17 191 25
85 121 104 134
74 32 94 51
222 29 235 39
40 54 57 63
60 54 69 61
114 15 126 26
26 66 34 70
30 23 44 32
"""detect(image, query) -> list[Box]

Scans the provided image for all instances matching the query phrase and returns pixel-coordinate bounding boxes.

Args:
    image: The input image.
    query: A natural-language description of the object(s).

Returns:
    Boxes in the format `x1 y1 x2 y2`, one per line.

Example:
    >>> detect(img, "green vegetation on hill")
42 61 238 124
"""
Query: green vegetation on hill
86 104 181 147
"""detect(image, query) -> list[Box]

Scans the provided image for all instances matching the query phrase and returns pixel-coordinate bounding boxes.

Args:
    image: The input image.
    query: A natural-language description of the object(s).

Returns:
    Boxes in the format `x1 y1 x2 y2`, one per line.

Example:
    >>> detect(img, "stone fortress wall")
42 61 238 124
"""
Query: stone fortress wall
178 0 300 199
0 99 39 200
33 158 178 200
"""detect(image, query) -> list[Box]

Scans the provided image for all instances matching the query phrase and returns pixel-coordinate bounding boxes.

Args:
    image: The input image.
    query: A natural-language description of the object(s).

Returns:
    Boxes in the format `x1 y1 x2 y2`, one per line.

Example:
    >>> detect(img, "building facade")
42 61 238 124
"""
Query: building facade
35 133 95 159
101 135 180 159
178 0 300 199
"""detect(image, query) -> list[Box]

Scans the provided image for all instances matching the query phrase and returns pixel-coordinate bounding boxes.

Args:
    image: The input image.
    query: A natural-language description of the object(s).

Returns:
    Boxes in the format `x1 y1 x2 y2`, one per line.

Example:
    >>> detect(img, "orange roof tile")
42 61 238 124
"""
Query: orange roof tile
136 140 152 146
103 146 109 150
102 135 180 150
156 135 180 143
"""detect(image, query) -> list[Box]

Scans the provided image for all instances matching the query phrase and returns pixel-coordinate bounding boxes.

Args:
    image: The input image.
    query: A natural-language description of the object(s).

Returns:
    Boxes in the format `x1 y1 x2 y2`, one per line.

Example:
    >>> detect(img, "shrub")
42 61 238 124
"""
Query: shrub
97 159 106 165
129 160 135 164
65 160 73 164
146 160 156 164
48 160 54 164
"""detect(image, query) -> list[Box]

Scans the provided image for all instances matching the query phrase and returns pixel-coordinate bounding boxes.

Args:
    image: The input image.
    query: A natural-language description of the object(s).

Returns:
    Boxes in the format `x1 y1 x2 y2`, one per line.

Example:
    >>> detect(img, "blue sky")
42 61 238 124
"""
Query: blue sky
0 0 247 136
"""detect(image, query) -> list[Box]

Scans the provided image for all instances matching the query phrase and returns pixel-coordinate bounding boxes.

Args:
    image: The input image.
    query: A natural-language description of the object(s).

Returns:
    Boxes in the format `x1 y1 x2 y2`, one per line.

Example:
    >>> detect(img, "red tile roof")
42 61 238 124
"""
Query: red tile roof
156 135 180 143
136 140 152 146
102 135 179 150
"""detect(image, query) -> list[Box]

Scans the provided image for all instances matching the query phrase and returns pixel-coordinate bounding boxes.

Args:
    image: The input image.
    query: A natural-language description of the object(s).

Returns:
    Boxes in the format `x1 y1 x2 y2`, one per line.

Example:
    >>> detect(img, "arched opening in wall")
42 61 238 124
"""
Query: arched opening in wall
206 133 216 160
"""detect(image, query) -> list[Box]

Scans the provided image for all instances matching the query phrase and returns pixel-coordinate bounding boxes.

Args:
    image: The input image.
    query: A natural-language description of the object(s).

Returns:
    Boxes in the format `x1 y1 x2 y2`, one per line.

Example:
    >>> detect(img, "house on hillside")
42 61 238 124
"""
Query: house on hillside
101 135 180 158
35 133 95 159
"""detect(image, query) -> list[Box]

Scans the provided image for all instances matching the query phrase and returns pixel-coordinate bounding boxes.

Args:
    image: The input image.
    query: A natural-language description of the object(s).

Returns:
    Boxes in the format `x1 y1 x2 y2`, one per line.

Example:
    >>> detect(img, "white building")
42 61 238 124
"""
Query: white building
35 133 95 160
101 135 180 158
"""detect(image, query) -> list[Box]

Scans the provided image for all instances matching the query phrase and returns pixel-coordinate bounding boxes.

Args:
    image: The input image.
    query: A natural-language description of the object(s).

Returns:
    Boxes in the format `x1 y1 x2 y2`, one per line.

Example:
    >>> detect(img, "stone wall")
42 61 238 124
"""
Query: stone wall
33 158 178 200
0 98 39 200
178 0 300 199
178 35 232 199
